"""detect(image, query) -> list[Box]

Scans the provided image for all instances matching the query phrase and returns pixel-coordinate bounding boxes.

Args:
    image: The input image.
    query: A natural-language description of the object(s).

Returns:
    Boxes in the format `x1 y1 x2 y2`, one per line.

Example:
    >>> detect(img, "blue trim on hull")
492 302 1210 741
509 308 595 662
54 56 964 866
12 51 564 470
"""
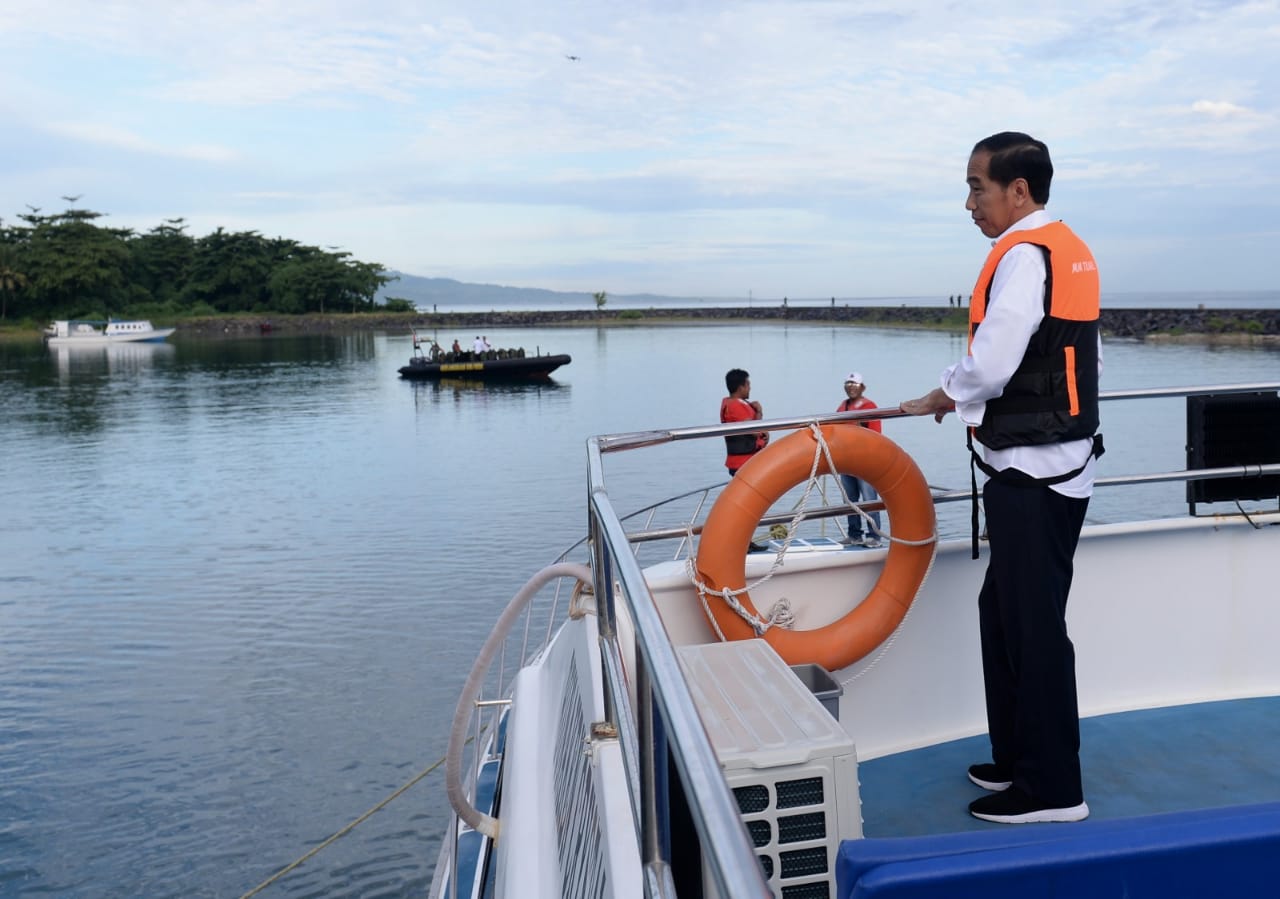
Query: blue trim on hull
444 710 510 898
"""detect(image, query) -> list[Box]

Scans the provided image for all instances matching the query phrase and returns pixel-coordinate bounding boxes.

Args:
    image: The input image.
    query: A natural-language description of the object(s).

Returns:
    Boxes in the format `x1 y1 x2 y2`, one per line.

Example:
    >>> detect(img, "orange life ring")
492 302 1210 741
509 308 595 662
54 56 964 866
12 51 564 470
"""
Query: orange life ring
695 424 935 671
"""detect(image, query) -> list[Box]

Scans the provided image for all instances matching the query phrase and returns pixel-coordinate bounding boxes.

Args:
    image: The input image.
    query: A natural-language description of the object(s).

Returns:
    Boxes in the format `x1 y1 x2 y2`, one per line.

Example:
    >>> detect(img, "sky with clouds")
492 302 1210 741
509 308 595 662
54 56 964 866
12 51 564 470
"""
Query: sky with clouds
2 1 1277 300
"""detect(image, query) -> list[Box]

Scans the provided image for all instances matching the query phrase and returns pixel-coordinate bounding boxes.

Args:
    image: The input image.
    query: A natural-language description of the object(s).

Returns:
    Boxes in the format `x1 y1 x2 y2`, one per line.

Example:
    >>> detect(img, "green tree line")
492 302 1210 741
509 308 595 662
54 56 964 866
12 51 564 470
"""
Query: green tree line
0 203 399 322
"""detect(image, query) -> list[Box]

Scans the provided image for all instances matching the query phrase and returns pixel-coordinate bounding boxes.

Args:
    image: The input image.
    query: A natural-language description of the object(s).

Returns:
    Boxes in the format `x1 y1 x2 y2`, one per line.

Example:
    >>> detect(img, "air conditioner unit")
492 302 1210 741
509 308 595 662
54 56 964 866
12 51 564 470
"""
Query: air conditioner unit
679 640 861 899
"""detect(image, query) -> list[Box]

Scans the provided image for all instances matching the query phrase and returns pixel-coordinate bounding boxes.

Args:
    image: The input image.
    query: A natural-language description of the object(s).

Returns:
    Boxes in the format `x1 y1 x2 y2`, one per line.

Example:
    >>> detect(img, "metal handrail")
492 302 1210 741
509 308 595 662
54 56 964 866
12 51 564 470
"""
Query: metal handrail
596 382 1280 454
1097 382 1280 401
605 382 1280 547
617 463 1280 545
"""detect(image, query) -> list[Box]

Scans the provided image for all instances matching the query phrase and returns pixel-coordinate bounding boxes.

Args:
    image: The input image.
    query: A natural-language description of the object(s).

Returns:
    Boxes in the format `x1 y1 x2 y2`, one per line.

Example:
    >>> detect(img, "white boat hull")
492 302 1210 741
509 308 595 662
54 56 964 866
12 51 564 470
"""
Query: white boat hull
45 319 175 346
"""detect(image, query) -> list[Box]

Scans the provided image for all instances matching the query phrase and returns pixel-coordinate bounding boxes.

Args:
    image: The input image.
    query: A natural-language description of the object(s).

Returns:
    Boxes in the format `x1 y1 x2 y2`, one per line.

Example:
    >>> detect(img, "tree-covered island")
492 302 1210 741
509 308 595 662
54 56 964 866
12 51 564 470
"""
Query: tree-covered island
0 203 404 326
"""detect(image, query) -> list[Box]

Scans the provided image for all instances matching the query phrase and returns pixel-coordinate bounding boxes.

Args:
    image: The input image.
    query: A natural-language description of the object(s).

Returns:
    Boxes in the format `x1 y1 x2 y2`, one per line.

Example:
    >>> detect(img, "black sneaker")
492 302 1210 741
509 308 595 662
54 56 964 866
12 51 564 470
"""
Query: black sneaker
969 786 1089 824
967 763 1012 792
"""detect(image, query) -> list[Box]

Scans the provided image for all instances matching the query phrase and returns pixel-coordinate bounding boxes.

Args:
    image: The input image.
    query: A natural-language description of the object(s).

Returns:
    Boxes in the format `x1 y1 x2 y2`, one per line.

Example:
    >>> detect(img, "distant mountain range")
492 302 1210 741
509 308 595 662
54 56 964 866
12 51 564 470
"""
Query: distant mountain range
376 271 710 308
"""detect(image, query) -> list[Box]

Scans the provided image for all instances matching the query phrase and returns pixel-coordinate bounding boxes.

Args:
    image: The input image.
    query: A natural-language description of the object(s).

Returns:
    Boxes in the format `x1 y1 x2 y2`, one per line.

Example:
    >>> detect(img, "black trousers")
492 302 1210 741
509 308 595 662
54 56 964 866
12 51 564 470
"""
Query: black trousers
979 478 1089 806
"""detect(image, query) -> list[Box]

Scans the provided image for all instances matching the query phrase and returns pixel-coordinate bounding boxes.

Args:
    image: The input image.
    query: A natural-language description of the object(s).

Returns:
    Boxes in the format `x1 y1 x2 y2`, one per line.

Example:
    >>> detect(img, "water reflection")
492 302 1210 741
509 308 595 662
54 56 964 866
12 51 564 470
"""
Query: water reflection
174 332 379 368
52 341 176 381
407 376 568 414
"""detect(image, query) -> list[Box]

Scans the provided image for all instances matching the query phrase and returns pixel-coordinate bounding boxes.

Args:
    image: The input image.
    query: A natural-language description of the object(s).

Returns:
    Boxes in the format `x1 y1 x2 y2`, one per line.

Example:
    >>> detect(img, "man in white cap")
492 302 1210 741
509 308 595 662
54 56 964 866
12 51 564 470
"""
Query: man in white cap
836 372 883 547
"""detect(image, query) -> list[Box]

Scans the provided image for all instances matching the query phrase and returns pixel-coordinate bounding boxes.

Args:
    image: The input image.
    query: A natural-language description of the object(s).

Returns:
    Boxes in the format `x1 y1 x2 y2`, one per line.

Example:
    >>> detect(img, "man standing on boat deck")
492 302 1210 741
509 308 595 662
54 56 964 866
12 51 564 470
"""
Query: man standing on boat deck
836 372 883 547
901 132 1103 825
721 368 767 476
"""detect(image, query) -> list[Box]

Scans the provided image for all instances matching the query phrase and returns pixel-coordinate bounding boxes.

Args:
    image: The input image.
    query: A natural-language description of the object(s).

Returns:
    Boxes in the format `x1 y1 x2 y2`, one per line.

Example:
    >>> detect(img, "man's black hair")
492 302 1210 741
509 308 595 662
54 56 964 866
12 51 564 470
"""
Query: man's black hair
973 132 1053 204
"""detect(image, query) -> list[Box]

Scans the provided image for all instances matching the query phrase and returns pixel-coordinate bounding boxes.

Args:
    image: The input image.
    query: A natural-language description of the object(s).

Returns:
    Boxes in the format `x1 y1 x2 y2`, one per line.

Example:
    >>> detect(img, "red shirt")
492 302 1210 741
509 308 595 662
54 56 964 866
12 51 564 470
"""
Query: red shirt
721 396 764 470
837 396 882 433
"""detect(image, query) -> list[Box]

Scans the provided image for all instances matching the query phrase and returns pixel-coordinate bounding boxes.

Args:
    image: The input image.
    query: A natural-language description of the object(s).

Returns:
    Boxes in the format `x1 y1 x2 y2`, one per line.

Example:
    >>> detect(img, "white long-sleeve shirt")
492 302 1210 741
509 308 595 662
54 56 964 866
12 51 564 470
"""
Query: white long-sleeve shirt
940 209 1102 498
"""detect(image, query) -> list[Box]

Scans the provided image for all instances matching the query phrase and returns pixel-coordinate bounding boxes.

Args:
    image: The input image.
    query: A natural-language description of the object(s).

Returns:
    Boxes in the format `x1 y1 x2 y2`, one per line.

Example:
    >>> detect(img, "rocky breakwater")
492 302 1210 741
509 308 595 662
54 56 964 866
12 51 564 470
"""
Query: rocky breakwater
1097 308 1279 340
173 306 1280 341
632 305 1279 339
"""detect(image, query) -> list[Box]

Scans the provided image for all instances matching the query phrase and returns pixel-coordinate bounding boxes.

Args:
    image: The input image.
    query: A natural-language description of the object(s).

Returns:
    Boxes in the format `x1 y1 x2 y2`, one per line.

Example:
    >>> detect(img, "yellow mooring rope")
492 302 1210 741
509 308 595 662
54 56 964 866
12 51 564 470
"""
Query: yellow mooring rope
238 742 463 899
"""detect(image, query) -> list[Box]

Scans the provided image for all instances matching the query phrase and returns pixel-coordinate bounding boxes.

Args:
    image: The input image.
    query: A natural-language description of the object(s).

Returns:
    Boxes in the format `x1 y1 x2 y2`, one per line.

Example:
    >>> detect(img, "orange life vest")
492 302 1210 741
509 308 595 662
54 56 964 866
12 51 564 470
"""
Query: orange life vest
969 221 1100 449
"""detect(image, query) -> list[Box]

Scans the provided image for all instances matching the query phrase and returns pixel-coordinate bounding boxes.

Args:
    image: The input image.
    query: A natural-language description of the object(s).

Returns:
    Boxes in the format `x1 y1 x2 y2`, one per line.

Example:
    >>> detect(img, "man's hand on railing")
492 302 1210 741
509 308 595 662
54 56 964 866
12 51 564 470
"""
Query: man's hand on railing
901 388 956 423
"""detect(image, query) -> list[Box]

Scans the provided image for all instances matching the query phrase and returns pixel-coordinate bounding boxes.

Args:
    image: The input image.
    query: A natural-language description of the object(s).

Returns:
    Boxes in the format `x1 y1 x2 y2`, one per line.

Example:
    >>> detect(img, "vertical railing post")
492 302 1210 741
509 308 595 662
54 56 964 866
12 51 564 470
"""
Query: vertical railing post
635 650 665 878
589 512 620 729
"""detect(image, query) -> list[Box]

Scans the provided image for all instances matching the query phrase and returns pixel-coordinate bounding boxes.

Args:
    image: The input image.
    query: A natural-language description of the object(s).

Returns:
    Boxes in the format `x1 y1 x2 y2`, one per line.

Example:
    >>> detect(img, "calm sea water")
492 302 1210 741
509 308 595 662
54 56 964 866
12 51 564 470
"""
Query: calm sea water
1 323 1277 897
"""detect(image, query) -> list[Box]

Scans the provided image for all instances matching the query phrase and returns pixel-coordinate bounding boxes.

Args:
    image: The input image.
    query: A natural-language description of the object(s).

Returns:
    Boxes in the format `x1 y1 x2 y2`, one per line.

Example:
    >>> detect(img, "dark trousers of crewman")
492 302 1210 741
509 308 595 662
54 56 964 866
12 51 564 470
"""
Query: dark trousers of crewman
978 477 1089 808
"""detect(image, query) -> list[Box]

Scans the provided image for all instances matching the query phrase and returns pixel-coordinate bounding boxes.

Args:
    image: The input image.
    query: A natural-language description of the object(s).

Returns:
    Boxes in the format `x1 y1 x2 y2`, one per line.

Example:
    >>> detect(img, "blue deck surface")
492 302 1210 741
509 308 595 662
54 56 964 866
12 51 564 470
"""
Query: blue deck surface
857 695 1280 836
841 697 1280 897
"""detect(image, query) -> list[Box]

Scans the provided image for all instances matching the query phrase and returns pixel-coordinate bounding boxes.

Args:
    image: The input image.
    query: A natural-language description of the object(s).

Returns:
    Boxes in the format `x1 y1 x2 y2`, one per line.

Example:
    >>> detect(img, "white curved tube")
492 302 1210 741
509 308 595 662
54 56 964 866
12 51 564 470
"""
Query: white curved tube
445 562 593 839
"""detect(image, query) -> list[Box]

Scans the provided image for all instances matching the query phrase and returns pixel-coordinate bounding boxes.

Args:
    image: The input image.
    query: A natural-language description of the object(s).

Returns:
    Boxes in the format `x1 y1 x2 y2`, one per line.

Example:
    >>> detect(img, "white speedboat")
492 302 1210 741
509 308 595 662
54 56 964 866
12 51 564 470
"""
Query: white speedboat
434 383 1280 899
44 319 176 346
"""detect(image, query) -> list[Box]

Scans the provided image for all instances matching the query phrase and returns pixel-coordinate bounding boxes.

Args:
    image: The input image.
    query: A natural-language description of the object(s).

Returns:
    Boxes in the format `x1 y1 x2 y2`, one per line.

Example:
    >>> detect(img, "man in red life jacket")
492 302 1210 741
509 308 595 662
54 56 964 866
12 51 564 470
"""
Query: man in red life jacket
902 132 1103 825
721 368 770 553
720 368 767 476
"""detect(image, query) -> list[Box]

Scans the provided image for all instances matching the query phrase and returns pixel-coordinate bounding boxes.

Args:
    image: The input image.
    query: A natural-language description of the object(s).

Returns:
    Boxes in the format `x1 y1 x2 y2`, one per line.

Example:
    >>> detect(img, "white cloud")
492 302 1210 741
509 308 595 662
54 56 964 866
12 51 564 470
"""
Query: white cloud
44 122 239 162
1191 99 1252 118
